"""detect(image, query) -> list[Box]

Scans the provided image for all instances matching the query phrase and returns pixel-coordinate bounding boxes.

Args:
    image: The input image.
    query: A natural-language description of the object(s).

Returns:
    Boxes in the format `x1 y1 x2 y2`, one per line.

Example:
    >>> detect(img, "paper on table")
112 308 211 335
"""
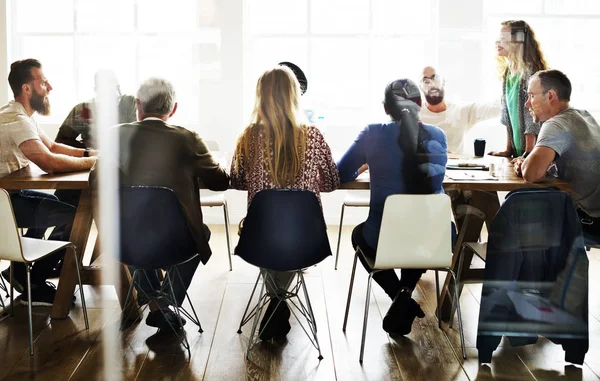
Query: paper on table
445 171 498 181
507 291 584 325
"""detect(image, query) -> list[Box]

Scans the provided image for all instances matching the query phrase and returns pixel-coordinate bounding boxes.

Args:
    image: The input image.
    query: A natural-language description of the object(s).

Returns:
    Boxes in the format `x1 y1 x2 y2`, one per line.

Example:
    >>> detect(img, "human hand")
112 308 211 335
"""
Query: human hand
513 159 524 177
357 164 369 175
488 150 511 157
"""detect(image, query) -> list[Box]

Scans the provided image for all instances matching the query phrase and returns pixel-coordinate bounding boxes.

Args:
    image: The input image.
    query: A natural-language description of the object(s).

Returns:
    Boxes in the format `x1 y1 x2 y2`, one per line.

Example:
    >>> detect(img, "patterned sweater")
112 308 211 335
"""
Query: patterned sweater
230 125 340 205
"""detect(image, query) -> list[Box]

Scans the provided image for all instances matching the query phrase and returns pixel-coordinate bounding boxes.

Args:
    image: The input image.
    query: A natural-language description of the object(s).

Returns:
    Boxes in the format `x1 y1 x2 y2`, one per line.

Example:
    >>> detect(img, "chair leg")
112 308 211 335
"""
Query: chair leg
72 247 89 330
450 270 467 360
359 274 374 364
246 274 268 360
120 269 139 329
298 272 323 360
238 271 262 333
223 202 233 271
335 204 346 270
10 263 14 317
435 270 442 329
173 266 203 333
343 251 359 332
26 265 34 356
450 246 468 326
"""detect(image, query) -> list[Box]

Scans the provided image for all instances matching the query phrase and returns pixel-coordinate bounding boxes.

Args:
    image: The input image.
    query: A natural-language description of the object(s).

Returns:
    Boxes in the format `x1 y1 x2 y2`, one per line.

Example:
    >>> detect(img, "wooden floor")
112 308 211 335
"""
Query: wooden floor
0 225 599 381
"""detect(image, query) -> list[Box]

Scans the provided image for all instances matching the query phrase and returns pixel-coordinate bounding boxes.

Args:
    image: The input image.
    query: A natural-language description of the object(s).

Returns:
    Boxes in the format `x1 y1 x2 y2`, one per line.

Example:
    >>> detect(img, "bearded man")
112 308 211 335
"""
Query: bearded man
0 59 96 306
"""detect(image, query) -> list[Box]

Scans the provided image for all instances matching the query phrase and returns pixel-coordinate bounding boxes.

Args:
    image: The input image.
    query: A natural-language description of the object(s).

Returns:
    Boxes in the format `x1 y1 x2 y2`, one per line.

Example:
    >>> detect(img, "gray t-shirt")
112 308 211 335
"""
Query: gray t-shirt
0 101 46 178
536 108 600 217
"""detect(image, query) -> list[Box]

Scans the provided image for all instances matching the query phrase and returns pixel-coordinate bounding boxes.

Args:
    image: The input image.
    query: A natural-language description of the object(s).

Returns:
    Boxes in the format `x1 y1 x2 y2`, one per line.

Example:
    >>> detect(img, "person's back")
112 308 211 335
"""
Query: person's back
536 108 600 217
343 120 447 246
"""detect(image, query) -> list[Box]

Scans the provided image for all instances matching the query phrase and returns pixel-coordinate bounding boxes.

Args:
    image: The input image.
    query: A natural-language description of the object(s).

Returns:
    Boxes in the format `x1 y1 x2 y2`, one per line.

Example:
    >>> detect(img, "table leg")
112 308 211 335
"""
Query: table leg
439 190 500 320
52 189 93 319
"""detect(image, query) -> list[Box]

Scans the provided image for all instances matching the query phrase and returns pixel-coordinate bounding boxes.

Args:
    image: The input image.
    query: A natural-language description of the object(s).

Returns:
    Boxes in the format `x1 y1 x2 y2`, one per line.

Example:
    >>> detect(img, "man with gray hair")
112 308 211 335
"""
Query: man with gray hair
106 77 230 330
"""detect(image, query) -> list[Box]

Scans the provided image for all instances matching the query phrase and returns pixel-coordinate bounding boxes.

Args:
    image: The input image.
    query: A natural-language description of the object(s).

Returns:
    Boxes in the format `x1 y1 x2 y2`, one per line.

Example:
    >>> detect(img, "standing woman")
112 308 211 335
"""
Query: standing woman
230 65 339 340
489 20 548 158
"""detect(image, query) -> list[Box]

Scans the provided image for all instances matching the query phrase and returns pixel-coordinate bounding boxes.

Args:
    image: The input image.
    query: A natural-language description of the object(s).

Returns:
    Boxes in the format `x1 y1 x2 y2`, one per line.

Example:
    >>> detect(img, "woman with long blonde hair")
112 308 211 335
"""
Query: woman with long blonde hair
231 65 339 340
490 20 548 158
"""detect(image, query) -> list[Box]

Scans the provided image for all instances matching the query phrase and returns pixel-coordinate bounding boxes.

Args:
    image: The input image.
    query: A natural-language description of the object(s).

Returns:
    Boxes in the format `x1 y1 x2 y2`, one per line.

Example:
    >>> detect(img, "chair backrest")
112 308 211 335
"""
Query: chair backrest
234 189 332 271
0 189 25 262
485 187 585 282
119 186 198 268
204 140 219 152
374 194 452 269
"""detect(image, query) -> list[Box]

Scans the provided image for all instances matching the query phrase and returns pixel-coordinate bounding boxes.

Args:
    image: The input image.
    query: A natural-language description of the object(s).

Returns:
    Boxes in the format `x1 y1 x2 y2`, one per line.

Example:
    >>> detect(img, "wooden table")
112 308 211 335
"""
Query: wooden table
340 162 571 319
1 162 570 322
0 165 137 320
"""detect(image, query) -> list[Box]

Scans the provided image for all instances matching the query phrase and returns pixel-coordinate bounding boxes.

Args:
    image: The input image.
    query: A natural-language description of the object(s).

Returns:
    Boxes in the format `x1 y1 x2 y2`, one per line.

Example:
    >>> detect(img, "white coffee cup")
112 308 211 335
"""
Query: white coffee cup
489 163 496 176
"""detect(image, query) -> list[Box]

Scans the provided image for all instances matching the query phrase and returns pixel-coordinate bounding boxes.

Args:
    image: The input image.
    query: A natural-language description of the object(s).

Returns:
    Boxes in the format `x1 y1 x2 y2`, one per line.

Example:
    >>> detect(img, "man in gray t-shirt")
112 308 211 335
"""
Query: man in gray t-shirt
514 69 600 236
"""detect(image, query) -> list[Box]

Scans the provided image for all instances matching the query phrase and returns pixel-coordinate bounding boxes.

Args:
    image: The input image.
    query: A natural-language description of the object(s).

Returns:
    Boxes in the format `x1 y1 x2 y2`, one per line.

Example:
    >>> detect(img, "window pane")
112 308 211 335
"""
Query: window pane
75 36 137 100
20 37 76 123
75 0 135 33
545 0 600 15
311 0 369 34
137 0 197 33
369 38 431 120
310 38 370 123
139 37 200 124
245 0 308 34
483 0 543 14
534 18 600 112
372 0 433 35
16 0 74 33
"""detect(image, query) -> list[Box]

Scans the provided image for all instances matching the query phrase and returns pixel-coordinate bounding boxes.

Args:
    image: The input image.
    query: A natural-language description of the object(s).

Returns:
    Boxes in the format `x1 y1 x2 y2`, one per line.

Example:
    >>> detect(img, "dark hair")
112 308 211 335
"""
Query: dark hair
534 69 572 101
278 62 308 95
384 79 435 194
8 58 42 98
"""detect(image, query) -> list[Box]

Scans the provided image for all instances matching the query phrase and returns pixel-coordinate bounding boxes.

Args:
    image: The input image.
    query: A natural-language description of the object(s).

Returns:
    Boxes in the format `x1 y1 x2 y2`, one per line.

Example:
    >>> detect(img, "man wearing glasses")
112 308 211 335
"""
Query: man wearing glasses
418 66 501 155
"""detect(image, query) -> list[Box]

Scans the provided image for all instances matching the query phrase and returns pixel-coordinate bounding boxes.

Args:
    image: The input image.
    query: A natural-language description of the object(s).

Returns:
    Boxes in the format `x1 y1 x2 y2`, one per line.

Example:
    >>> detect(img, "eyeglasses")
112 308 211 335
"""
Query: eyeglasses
421 74 443 87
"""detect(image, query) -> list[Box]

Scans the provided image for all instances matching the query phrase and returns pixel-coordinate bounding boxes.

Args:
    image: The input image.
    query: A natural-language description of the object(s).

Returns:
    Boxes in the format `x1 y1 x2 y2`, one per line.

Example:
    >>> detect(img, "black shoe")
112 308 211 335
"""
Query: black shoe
146 309 186 331
2 268 24 294
18 282 76 307
382 288 425 336
19 283 57 307
259 299 291 341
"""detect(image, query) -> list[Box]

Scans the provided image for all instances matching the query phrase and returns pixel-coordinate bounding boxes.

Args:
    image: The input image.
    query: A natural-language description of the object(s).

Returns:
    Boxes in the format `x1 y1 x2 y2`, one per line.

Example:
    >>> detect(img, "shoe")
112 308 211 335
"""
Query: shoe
18 282 76 307
259 299 291 341
2 268 24 294
19 283 57 307
146 309 186 331
382 288 425 336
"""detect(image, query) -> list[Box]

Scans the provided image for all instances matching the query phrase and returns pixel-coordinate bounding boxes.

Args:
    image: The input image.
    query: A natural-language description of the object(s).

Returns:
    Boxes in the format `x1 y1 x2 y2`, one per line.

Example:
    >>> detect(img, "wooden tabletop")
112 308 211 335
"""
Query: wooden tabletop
0 161 570 192
0 165 90 190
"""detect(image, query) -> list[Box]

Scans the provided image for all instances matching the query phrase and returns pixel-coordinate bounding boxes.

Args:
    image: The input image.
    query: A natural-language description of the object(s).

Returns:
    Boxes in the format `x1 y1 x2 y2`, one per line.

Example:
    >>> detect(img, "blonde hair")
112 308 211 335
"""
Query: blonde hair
234 65 308 187
496 20 548 80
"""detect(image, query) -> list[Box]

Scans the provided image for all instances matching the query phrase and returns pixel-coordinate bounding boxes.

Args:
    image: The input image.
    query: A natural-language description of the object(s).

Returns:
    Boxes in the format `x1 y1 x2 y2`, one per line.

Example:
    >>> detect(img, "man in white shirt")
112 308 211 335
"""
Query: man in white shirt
418 66 501 155
0 58 96 306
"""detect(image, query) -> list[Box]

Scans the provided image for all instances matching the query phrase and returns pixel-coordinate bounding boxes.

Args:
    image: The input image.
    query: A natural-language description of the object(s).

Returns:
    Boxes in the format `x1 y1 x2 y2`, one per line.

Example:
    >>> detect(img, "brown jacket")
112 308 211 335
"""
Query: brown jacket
91 119 229 264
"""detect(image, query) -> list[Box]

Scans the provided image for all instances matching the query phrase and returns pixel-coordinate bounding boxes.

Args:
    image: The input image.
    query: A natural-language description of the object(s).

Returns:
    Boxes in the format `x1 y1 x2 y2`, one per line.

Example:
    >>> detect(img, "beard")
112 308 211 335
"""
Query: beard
425 88 444 106
30 90 51 116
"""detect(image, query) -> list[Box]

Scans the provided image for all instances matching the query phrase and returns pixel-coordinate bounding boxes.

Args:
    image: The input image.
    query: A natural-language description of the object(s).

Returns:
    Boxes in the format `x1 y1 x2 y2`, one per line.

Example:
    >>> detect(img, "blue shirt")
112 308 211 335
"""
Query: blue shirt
337 121 448 248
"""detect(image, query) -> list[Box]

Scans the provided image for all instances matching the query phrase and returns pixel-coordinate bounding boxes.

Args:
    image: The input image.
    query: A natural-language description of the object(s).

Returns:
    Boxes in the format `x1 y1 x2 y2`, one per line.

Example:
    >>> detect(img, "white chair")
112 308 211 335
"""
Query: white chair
335 191 370 269
0 189 89 356
342 194 466 363
201 140 233 271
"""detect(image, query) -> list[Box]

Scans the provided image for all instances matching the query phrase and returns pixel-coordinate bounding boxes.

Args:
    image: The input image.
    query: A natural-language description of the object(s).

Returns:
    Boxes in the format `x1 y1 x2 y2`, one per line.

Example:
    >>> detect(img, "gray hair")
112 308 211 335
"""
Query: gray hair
136 77 176 115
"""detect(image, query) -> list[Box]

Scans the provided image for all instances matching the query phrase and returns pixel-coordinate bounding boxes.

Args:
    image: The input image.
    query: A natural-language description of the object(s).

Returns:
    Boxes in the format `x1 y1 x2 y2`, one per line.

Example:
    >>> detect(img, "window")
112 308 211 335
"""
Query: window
9 0 222 127
243 0 437 151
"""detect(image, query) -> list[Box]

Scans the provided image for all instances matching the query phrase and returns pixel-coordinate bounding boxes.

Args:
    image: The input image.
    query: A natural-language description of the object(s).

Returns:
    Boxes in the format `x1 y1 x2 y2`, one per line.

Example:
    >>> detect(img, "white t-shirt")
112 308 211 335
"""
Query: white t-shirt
419 101 501 154
0 101 47 178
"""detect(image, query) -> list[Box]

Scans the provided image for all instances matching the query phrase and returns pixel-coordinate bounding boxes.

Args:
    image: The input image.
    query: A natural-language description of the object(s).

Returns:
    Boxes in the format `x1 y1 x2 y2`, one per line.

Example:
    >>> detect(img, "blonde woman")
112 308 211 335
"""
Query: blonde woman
489 20 548 158
231 65 339 340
